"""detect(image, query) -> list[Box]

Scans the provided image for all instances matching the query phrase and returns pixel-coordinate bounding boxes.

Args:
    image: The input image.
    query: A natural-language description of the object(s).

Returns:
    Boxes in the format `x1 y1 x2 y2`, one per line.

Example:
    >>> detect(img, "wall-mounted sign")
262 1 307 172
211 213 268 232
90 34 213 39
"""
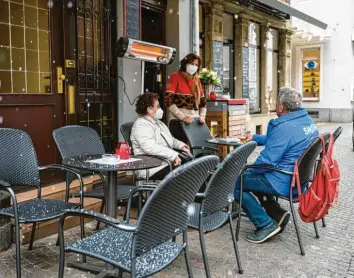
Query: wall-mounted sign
124 0 140 39
116 37 176 65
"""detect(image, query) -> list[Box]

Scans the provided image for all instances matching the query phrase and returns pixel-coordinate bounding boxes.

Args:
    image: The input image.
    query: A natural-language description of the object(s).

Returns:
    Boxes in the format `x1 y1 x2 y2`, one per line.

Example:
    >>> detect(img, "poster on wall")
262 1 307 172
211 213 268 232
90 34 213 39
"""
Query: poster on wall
302 48 320 99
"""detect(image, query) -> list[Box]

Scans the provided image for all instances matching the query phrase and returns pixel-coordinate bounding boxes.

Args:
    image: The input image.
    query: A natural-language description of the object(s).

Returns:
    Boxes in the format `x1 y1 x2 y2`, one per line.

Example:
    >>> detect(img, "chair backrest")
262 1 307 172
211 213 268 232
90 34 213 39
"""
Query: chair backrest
134 155 219 255
333 126 343 143
0 128 40 186
298 135 326 184
179 119 216 151
53 125 105 160
120 122 134 148
202 142 257 216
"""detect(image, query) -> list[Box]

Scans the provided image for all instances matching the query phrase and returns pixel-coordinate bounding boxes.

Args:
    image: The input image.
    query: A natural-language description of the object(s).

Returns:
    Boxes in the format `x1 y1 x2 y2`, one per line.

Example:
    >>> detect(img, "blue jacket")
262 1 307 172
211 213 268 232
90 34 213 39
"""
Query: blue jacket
251 108 319 196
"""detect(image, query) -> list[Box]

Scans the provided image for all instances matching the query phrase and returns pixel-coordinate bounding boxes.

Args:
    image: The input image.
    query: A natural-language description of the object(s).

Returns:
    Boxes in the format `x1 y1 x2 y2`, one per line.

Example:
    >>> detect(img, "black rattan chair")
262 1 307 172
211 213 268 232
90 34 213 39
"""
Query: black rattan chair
170 119 224 160
236 136 326 256
0 128 84 278
188 142 257 277
53 125 140 229
58 155 219 278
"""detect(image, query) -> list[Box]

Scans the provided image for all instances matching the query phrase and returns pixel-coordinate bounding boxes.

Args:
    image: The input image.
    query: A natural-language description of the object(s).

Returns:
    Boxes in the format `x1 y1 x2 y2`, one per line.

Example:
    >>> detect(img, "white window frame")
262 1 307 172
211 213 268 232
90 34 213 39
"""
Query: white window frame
295 44 324 102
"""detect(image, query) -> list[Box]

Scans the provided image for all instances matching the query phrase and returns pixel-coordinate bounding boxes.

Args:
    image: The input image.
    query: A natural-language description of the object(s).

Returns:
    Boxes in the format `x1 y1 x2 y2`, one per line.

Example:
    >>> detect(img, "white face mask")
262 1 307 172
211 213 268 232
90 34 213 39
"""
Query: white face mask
186 64 198 76
155 108 164 120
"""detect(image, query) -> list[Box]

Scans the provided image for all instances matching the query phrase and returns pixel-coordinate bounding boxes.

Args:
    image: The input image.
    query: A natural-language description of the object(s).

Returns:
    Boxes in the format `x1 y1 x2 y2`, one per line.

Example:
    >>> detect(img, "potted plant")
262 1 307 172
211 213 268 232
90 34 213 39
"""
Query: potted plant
199 68 221 98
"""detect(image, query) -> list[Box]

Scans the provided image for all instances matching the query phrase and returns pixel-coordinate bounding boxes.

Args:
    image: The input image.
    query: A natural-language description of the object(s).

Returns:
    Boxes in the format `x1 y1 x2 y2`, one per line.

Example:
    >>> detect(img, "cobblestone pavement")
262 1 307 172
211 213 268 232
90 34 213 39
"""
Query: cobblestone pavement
0 122 353 278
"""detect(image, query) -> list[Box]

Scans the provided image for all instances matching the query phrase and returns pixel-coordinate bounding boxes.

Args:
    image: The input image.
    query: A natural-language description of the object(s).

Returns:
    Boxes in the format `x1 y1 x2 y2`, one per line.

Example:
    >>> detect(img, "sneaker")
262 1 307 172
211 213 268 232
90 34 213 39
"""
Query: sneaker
263 201 291 233
246 220 281 244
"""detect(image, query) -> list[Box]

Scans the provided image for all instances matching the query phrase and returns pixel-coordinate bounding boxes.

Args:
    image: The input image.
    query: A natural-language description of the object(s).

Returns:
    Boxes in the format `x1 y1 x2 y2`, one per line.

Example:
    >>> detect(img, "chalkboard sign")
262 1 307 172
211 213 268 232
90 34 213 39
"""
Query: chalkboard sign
212 41 223 93
125 0 140 40
242 47 249 99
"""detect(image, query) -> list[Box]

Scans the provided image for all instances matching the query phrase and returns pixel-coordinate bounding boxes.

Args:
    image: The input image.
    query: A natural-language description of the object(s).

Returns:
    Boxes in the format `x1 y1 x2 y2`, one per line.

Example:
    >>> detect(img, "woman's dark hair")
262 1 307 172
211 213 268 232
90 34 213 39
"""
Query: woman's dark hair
135 92 159 115
179 53 202 73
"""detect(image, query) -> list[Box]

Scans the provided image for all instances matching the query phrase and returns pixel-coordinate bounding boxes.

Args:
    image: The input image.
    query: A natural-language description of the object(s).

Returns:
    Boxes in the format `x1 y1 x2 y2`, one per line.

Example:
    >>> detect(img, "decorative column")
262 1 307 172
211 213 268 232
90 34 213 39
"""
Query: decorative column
279 29 294 88
204 3 224 91
234 16 249 99
260 23 270 114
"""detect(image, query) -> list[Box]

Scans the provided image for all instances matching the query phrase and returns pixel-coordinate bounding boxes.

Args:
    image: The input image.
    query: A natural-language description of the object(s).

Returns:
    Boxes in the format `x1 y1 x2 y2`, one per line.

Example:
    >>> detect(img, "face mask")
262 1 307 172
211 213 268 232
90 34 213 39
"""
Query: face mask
186 64 198 76
155 108 164 120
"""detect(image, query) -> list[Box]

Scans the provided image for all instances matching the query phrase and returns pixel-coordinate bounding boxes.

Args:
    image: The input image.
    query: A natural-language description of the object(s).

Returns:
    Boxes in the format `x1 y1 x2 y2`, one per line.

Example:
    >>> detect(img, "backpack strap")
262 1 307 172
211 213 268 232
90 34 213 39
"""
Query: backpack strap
317 135 327 157
326 134 335 158
292 159 302 197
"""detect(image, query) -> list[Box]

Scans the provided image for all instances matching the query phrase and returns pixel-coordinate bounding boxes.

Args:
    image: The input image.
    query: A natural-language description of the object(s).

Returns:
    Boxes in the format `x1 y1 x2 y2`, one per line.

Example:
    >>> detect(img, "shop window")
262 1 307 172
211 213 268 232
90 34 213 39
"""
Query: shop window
223 42 234 97
248 22 261 113
222 14 234 97
0 0 51 94
302 48 321 100
266 28 279 111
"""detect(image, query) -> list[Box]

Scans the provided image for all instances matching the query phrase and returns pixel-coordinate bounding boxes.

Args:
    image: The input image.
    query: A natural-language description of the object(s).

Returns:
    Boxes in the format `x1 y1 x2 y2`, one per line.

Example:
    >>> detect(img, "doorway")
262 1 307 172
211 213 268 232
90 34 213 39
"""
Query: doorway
141 7 165 103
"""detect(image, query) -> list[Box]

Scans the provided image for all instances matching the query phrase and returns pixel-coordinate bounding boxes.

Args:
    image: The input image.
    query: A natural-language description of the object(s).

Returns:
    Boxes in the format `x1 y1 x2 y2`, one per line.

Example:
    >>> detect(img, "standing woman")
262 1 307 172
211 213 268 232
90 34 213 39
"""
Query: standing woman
165 53 207 125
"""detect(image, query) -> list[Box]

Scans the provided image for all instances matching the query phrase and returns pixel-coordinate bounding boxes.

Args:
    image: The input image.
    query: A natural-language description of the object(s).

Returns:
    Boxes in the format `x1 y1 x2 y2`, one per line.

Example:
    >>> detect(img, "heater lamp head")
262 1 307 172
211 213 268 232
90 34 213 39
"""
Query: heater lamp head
116 37 176 65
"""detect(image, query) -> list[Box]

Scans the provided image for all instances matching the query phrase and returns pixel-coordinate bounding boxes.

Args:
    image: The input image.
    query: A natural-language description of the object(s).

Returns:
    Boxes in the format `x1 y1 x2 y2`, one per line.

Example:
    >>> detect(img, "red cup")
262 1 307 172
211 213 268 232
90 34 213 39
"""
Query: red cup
116 142 130 159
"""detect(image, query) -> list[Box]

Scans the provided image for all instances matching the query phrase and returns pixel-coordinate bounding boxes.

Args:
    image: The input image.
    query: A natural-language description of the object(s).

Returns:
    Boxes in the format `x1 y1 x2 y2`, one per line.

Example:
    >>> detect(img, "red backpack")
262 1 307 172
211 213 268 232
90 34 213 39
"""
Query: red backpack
292 134 340 223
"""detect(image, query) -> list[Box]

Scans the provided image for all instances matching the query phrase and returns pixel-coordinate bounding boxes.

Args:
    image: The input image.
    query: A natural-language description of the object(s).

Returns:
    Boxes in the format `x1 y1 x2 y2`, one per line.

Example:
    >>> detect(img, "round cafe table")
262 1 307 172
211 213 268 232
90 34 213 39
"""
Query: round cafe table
62 154 162 276
206 137 243 148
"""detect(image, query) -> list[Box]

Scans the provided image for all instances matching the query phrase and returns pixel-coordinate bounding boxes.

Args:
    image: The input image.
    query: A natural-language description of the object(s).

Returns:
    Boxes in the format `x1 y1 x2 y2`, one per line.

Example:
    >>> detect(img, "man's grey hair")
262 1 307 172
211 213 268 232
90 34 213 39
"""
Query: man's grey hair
277 87 302 111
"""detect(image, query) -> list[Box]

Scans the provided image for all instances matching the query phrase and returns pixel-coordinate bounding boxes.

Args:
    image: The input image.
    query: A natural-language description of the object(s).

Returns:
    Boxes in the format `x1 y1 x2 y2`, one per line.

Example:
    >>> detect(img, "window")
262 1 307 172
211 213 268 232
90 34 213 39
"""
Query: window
223 42 234 96
222 13 234 97
0 0 51 94
302 48 321 100
248 22 260 113
266 28 279 111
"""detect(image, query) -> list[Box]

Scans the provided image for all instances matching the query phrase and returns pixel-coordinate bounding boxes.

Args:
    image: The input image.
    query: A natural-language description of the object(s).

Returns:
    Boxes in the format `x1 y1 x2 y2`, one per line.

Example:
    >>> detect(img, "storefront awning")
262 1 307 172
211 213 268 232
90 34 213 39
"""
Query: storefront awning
254 0 327 30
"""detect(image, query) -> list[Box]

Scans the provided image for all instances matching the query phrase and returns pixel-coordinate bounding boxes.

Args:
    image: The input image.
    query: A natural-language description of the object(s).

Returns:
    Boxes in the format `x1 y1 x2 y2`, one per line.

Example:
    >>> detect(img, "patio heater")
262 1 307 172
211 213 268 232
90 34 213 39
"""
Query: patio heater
116 37 176 94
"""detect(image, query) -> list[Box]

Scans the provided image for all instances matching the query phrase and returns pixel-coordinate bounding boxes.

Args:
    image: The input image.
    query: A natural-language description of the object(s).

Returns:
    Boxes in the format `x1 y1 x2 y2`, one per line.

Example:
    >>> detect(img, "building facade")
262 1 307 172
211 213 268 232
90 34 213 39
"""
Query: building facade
119 0 296 135
0 0 326 174
291 0 354 122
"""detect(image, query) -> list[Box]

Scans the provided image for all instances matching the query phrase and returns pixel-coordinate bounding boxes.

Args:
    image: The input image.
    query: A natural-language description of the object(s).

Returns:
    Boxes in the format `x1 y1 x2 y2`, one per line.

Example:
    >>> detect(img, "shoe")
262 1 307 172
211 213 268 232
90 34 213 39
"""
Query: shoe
246 220 281 244
263 200 291 233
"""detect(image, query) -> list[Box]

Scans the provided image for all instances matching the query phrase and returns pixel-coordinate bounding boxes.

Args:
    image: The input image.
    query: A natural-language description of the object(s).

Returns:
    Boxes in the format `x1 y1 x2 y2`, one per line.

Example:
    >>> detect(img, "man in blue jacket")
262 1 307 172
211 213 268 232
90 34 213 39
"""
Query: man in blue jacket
234 87 319 243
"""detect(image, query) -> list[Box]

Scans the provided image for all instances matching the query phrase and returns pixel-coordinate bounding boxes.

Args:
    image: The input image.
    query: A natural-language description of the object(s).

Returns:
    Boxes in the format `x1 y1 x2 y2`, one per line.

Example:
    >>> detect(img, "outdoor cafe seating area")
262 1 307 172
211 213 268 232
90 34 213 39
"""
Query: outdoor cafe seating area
0 121 343 278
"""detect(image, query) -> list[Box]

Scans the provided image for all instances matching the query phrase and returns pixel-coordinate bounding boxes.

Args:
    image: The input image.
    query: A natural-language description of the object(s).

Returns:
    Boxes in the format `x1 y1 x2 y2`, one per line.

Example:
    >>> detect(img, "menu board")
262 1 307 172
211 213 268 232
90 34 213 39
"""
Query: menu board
213 40 223 93
242 47 249 99
125 0 140 39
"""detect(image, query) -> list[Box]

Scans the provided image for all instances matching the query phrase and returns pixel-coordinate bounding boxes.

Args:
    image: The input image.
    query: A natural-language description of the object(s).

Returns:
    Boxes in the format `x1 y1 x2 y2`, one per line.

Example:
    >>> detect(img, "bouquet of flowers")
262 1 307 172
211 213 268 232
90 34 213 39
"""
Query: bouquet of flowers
199 68 221 86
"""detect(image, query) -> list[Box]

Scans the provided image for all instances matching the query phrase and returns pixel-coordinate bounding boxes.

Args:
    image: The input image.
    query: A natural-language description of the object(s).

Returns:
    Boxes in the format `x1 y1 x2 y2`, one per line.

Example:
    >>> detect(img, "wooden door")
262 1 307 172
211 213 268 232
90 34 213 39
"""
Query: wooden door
0 0 117 185
0 0 66 184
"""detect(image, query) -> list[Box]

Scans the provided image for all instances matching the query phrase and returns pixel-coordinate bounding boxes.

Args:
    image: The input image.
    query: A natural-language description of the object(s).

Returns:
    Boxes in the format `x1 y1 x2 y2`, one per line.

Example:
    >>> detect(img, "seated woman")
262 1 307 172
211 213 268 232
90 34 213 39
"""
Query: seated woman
131 93 191 180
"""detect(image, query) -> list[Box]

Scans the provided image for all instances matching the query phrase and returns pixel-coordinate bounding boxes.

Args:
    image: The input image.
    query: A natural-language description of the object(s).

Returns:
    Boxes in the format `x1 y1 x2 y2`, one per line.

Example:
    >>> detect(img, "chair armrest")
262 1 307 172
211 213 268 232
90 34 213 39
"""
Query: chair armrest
191 146 224 160
63 209 120 225
0 180 11 188
125 186 157 221
243 164 293 176
138 155 172 172
58 209 136 244
39 164 84 204
196 192 206 198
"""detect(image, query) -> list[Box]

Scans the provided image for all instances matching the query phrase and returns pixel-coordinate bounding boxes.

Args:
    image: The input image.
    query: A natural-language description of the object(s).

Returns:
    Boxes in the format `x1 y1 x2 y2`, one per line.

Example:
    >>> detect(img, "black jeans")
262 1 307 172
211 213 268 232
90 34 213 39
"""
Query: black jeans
169 119 188 144
149 153 191 181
